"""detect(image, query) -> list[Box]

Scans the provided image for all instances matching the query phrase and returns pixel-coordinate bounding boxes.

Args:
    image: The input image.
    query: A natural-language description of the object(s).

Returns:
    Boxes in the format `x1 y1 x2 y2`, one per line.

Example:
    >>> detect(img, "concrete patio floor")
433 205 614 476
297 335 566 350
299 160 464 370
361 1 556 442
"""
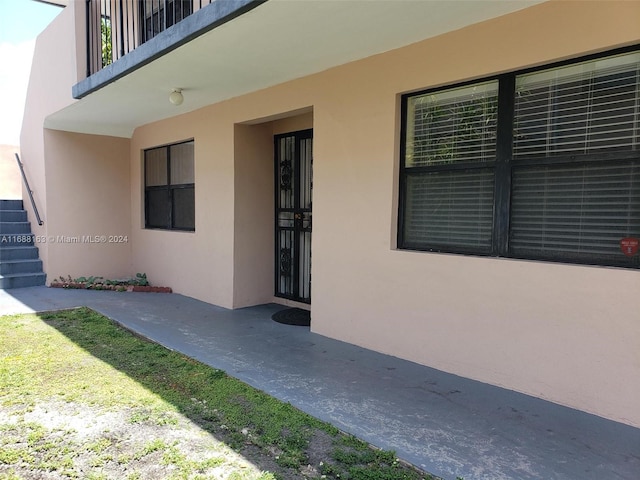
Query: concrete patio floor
0 286 638 480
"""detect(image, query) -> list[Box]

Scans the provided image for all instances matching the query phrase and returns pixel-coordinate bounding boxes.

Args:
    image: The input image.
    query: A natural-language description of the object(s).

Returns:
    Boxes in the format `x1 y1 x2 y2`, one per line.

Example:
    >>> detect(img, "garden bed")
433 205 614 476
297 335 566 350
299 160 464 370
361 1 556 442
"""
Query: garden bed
49 273 172 293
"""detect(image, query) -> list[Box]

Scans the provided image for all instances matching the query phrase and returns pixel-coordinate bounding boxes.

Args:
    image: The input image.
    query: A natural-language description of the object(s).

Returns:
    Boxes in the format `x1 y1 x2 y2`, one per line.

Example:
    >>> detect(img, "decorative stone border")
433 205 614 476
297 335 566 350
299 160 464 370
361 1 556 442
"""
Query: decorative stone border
49 283 172 293
128 286 172 293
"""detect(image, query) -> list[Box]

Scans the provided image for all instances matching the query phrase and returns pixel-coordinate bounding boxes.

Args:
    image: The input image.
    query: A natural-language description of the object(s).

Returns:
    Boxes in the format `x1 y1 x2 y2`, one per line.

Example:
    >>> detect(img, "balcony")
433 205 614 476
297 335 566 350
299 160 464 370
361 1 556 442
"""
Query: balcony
87 0 213 76
46 0 544 138
76 0 262 98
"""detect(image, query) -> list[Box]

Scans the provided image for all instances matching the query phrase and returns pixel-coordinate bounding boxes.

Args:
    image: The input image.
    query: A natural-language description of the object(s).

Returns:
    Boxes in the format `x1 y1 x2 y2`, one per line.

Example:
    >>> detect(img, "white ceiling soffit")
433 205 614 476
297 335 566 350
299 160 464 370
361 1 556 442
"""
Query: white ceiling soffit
45 0 545 138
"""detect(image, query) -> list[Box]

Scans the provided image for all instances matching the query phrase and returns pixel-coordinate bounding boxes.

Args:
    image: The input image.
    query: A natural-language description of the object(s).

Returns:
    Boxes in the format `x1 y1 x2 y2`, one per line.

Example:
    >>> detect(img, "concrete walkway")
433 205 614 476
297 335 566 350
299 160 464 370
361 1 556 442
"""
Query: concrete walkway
1 286 638 480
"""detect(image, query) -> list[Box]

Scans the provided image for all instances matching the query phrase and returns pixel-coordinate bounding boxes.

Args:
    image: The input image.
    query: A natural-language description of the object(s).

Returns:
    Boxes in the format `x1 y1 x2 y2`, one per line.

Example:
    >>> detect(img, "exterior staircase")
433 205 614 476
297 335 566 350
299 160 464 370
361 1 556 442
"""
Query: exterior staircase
0 200 46 288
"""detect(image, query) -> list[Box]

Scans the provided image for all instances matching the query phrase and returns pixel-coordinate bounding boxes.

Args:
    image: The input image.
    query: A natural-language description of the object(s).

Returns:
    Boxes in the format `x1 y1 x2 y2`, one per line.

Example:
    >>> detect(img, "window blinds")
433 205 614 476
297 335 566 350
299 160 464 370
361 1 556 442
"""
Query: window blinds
511 51 640 262
514 52 640 158
403 169 494 250
401 48 639 266
510 162 640 259
406 81 498 167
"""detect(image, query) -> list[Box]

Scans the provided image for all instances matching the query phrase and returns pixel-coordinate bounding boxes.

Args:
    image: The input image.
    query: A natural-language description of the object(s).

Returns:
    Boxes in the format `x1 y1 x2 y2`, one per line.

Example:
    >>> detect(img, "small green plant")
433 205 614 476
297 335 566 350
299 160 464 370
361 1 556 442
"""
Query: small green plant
52 273 153 290
133 272 149 286
133 439 166 460
101 17 112 68
76 276 103 285
86 438 112 454
86 472 108 480
0 469 22 480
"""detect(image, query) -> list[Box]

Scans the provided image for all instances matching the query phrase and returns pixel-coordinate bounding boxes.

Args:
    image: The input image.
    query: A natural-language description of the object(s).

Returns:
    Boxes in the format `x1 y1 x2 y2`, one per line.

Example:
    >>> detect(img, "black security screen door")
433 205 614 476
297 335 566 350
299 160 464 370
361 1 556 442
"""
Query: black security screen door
275 130 313 303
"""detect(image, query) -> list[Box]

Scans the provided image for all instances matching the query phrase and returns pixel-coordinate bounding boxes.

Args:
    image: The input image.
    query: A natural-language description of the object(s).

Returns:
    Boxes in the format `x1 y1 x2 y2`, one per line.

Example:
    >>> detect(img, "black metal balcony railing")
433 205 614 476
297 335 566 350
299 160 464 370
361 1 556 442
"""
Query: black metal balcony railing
87 0 214 76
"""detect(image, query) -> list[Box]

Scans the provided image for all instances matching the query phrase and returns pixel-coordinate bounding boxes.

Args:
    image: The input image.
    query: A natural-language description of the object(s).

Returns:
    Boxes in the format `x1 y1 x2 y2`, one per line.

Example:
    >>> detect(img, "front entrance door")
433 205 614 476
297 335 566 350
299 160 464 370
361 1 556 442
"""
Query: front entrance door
275 129 312 303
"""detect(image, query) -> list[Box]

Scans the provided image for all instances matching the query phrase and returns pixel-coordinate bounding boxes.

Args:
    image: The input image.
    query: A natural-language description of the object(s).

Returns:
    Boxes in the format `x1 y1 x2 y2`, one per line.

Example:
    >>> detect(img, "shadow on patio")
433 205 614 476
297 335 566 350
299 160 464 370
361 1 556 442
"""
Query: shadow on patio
1 286 639 480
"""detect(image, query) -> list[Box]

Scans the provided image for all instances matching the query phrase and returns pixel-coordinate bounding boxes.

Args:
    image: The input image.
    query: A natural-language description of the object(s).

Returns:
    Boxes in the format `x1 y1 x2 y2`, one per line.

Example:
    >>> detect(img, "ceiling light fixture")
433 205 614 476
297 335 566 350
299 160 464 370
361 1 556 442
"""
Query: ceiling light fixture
169 88 184 106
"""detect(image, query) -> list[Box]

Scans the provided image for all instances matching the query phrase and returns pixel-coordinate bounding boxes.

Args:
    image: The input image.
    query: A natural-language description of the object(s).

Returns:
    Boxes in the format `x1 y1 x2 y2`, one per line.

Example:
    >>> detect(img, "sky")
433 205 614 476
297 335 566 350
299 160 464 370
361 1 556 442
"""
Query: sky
0 0 62 145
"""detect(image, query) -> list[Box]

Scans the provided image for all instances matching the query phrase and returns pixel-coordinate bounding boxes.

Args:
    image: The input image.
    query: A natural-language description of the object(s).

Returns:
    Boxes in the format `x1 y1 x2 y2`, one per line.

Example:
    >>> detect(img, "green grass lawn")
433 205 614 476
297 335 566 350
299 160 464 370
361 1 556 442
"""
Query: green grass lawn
0 307 434 480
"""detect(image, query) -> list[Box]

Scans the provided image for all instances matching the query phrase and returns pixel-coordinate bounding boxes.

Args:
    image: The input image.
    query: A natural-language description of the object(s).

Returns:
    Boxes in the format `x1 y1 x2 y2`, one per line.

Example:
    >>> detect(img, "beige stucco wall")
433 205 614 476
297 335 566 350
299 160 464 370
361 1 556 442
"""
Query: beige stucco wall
43 130 132 281
233 122 274 308
125 1 640 427
130 99 315 304
308 0 640 427
130 111 236 305
0 145 22 200
20 3 79 272
20 3 132 282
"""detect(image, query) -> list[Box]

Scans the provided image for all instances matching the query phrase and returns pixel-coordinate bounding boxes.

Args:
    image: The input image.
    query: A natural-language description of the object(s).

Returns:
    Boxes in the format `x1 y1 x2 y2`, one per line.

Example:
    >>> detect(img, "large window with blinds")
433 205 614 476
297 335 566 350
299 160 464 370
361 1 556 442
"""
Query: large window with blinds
144 140 195 231
399 48 640 268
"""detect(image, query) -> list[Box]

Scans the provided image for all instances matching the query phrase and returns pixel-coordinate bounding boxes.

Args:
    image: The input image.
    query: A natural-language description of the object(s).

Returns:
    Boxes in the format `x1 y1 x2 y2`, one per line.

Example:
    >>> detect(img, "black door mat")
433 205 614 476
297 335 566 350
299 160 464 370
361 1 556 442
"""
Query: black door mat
271 308 311 326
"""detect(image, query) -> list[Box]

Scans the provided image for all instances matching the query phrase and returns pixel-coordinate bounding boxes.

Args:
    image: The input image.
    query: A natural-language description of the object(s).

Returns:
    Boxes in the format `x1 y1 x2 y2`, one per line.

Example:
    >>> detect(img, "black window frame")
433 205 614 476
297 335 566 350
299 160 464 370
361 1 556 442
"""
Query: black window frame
398 45 640 269
144 139 195 232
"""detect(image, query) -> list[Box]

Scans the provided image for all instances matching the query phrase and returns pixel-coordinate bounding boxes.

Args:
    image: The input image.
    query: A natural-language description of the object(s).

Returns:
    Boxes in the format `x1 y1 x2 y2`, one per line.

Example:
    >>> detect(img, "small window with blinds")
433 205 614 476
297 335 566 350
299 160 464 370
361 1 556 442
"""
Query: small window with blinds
399 47 640 268
144 140 195 231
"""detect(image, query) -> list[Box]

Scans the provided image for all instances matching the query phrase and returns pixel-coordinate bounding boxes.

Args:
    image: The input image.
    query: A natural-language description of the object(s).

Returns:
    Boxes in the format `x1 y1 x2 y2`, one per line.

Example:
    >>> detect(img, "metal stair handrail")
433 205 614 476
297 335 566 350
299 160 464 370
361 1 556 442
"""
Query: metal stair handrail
14 153 44 226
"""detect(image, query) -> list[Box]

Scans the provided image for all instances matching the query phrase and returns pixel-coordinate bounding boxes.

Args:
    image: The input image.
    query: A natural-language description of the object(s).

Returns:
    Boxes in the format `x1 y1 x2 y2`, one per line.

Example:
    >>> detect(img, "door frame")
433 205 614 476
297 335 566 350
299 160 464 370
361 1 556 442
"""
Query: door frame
274 129 313 304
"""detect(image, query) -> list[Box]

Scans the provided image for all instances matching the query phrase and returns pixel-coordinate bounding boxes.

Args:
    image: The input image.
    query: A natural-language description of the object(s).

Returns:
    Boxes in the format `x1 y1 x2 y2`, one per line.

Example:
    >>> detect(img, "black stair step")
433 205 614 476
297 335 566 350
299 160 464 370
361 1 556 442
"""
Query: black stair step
0 222 32 234
0 210 28 222
0 200 45 289
0 200 24 210
0 259 43 275
0 246 40 261
0 272 46 289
